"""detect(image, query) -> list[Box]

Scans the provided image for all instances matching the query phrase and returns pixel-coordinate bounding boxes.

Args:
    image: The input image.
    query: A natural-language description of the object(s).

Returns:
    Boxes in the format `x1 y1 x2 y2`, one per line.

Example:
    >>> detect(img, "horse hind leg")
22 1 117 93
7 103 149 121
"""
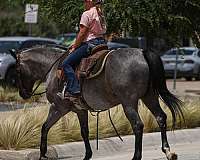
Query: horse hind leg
142 92 177 160
121 99 144 160
40 103 70 160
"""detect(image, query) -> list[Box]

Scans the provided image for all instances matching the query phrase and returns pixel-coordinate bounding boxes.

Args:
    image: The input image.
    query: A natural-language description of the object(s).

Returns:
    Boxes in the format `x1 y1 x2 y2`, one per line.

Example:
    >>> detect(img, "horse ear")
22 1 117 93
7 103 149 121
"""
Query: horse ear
9 49 17 60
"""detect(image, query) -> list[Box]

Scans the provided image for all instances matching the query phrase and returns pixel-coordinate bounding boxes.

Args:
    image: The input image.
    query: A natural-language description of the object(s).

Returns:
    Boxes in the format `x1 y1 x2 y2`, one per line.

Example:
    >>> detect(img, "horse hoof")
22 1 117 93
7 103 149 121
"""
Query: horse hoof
39 156 48 160
83 151 92 160
83 156 92 160
83 157 92 160
167 153 177 160
171 153 177 160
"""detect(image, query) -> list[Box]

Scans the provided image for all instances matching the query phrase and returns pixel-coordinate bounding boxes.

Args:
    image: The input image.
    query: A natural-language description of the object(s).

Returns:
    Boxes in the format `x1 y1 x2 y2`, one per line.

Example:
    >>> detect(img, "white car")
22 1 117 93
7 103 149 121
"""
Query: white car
0 37 59 86
161 47 200 81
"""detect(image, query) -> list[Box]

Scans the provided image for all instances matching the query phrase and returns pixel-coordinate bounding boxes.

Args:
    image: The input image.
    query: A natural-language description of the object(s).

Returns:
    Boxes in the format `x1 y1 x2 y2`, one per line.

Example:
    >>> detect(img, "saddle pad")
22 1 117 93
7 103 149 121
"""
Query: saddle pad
87 50 111 79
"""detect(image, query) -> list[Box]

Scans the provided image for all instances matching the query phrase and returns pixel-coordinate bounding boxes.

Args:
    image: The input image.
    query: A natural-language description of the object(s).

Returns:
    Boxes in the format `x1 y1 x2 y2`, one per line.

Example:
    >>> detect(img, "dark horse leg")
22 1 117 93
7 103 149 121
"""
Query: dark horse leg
77 110 92 160
39 103 70 160
122 100 144 160
142 92 177 160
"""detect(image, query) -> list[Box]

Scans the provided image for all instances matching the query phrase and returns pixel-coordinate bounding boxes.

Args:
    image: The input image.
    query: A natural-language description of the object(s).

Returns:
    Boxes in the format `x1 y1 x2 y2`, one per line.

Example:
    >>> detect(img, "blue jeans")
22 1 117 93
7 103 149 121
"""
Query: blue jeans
62 38 106 94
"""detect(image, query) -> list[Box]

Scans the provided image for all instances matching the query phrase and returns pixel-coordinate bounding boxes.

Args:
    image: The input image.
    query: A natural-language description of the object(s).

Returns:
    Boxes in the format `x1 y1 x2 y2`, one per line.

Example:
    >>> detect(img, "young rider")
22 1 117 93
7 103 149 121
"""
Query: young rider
58 0 107 98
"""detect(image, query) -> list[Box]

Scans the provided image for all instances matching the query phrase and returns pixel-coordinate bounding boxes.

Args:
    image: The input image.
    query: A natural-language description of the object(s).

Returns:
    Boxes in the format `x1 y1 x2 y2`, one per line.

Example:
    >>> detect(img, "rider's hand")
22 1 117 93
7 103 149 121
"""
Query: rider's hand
69 44 76 53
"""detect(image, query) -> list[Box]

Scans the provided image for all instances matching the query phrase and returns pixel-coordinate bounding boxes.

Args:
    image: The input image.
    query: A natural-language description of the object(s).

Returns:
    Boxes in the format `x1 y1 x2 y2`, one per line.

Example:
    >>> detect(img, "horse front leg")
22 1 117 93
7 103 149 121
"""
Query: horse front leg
122 102 144 160
40 103 69 160
77 110 92 160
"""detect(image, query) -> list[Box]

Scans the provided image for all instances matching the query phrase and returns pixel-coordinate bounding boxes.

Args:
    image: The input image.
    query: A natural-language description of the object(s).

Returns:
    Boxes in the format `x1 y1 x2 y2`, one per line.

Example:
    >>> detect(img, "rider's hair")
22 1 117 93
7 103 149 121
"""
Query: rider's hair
95 2 107 30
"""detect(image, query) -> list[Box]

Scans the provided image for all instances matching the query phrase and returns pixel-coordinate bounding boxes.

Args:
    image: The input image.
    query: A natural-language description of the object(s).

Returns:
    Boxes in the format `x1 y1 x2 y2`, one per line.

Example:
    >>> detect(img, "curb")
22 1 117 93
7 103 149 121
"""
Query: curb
0 146 57 160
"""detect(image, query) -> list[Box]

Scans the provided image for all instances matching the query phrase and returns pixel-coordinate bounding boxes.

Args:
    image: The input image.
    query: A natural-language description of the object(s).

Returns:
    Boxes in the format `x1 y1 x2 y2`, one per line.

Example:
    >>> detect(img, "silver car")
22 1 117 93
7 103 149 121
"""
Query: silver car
0 37 59 86
161 47 200 81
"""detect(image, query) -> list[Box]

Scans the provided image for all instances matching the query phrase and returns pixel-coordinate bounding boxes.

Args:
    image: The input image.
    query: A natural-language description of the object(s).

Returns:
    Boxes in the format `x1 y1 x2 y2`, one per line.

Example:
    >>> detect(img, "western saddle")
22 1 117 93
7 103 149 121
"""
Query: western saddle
57 44 110 80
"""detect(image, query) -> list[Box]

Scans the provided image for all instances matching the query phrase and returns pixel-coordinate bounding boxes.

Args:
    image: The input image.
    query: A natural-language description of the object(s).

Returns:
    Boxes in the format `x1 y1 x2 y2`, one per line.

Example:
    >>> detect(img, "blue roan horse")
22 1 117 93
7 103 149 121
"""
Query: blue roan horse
12 46 184 160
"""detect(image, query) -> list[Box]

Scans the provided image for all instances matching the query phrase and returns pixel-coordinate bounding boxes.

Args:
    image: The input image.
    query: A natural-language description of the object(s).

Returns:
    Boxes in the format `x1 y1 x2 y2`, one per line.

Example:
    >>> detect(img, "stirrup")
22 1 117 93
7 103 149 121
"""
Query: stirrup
64 91 80 98
56 92 65 100
56 82 68 100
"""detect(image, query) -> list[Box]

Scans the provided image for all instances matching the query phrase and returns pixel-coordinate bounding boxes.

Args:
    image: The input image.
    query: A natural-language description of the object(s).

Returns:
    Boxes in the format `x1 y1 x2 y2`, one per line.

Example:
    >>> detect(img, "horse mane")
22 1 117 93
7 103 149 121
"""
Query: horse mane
18 45 67 70
20 44 67 54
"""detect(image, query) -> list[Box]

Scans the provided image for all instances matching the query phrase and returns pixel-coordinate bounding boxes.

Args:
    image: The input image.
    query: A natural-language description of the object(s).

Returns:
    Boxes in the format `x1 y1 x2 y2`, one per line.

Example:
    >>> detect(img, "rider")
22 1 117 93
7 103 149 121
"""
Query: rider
58 0 107 98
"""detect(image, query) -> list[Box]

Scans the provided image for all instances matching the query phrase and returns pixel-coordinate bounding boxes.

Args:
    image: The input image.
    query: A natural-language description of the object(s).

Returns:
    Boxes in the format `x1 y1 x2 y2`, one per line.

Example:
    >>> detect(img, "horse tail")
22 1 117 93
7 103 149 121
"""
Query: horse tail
143 49 184 129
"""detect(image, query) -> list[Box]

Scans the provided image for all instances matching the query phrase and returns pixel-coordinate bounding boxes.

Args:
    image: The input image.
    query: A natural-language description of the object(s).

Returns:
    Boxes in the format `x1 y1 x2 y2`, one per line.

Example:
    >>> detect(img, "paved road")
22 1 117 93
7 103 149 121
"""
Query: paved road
55 128 200 160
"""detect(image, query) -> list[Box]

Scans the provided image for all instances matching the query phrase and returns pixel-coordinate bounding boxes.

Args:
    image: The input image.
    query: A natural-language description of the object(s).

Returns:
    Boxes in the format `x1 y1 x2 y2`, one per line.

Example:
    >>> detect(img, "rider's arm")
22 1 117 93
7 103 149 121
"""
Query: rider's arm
72 24 89 50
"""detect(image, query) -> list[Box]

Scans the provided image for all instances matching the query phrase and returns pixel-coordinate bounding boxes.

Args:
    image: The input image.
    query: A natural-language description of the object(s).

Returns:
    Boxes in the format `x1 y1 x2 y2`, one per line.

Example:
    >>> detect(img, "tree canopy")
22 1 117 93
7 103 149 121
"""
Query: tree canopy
0 0 200 47
30 0 200 46
0 0 59 37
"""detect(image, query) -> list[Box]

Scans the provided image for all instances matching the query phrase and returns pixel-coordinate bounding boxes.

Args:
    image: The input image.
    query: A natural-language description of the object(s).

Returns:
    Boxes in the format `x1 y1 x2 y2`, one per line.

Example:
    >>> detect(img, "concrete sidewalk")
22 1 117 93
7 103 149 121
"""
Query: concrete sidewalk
1 128 198 160
54 128 200 160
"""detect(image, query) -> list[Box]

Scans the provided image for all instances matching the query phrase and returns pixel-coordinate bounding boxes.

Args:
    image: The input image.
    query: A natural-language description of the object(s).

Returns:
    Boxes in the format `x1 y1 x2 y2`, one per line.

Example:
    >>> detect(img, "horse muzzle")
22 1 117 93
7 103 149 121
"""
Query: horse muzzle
19 89 32 99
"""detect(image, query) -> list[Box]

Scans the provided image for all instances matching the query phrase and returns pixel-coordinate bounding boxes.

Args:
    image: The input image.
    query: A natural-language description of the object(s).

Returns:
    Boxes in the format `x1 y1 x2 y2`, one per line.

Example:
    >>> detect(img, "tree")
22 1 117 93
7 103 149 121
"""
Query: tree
1 0 200 47
0 0 59 37
33 0 200 47
29 0 83 33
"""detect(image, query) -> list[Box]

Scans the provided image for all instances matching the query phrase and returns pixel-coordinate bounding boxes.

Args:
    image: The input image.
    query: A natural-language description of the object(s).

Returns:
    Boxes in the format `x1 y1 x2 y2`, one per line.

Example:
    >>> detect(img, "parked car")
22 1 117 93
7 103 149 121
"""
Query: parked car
56 33 130 49
107 41 130 49
0 37 59 86
161 47 200 81
56 33 76 47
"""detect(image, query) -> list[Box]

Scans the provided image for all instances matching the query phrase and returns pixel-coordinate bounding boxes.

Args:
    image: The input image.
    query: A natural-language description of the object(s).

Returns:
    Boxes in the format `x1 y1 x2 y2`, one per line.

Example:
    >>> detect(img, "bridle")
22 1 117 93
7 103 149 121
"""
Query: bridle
16 49 69 98
15 54 30 98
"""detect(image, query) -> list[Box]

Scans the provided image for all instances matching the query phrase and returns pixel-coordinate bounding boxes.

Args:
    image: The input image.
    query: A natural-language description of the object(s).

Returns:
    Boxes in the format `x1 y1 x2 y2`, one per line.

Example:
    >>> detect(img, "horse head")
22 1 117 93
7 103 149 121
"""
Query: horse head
10 46 65 100
17 55 35 99
10 49 38 99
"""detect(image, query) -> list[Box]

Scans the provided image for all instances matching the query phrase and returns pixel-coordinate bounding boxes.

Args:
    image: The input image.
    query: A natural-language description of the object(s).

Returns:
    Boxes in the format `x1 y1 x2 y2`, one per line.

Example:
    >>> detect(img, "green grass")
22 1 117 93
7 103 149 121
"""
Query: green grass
0 98 199 150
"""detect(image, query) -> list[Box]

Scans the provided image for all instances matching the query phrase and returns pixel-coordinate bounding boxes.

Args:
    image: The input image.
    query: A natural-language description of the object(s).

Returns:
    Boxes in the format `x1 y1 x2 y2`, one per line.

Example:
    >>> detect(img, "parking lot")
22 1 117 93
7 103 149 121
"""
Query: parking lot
166 79 200 96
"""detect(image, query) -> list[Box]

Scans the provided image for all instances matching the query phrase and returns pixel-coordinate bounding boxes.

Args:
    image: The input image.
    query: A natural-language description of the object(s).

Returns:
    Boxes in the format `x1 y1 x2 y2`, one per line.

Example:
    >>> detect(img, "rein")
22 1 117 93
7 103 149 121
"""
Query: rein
17 48 69 97
93 110 123 150
31 52 67 96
